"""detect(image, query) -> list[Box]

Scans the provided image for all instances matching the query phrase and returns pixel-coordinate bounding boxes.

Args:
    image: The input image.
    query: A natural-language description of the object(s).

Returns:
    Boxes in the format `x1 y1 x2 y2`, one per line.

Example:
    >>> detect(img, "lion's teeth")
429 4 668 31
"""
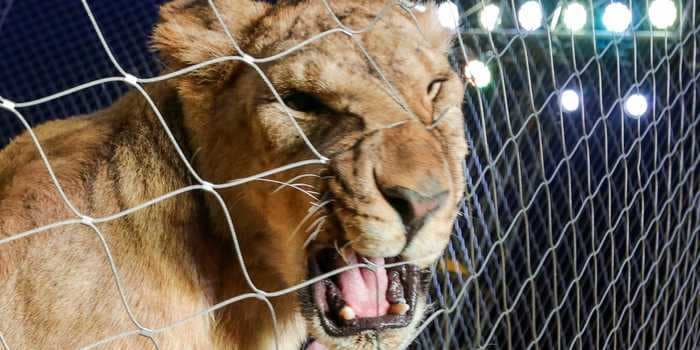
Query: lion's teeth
389 303 410 315
339 305 356 320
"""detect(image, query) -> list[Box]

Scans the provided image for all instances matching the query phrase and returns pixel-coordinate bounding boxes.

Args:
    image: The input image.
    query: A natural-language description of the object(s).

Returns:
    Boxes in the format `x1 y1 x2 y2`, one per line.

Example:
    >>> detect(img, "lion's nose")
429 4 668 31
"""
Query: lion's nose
380 185 448 232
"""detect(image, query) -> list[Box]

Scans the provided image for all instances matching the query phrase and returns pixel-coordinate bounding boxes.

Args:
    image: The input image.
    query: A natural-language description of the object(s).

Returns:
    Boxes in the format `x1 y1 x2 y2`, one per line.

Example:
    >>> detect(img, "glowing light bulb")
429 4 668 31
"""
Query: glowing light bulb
624 94 648 118
479 4 501 31
603 3 632 33
648 0 677 29
438 1 460 30
465 60 491 88
563 3 587 31
560 89 580 112
518 1 544 31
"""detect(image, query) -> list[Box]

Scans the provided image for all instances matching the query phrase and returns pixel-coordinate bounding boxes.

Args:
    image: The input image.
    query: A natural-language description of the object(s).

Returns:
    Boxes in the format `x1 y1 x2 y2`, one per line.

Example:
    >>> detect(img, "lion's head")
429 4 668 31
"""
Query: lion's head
152 0 467 348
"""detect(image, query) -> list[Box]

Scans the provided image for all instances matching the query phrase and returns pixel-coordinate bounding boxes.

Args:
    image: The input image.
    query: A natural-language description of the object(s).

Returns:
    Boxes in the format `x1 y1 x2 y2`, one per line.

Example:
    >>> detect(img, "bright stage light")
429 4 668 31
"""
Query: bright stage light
465 60 492 88
479 4 501 31
603 3 632 33
518 1 544 31
560 89 580 112
648 0 677 29
624 94 648 118
563 3 587 31
438 1 460 30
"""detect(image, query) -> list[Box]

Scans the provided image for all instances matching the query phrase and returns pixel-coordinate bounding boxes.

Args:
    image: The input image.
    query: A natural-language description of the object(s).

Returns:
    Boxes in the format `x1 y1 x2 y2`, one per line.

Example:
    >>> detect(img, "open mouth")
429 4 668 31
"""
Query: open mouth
305 247 421 341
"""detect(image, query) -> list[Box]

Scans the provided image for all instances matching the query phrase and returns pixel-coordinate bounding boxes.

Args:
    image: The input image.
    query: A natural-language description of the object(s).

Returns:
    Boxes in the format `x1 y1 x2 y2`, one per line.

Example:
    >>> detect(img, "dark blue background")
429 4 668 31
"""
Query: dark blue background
0 0 165 145
1 1 698 350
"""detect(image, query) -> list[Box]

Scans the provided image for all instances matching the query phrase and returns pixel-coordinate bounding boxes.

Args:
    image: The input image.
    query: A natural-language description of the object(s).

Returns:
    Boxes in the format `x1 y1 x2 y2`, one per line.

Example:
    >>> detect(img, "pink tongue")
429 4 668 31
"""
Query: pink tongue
336 250 390 318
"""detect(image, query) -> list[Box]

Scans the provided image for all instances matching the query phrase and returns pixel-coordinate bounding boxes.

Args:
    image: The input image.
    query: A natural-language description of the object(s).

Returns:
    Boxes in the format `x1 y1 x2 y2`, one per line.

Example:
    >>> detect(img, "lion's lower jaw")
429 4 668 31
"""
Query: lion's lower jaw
305 298 427 350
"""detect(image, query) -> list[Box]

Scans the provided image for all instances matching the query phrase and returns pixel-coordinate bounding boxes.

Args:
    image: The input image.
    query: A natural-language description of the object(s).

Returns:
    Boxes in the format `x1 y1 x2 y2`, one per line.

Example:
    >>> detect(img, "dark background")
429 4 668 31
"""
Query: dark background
0 0 164 143
1 1 699 349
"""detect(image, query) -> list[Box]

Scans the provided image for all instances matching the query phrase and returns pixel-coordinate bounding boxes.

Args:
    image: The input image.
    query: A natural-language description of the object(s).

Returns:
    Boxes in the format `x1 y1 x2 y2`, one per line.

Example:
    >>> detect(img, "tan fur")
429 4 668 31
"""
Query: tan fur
0 1 467 349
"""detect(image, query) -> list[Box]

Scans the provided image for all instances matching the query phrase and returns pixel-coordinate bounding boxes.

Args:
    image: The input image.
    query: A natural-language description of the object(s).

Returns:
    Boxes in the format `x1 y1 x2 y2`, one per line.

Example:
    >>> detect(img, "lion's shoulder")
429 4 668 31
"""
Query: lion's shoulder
0 87 188 232
0 115 113 241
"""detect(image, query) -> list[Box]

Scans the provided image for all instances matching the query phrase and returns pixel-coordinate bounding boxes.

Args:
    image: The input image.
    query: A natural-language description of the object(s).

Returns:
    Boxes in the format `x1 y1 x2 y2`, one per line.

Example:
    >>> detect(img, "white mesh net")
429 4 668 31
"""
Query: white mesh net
0 0 699 349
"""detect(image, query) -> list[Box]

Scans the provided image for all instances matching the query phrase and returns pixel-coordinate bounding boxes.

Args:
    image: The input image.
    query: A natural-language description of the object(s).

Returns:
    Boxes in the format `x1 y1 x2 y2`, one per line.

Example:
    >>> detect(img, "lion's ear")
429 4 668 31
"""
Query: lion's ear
151 0 269 88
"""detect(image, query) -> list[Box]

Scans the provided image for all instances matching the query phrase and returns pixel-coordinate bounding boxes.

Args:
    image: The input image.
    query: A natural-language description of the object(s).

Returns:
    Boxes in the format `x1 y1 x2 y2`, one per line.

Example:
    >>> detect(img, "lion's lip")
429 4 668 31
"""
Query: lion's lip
306 247 420 337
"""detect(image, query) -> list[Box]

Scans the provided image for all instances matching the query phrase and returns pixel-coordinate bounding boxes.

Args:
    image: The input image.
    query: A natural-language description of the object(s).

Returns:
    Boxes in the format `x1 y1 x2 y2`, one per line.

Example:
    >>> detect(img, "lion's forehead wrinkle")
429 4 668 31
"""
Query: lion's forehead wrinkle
254 2 446 77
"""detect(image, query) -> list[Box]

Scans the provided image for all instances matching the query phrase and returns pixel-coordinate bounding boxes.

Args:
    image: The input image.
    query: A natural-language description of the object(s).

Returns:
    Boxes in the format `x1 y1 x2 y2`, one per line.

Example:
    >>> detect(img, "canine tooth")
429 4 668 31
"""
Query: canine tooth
339 306 356 320
389 303 410 315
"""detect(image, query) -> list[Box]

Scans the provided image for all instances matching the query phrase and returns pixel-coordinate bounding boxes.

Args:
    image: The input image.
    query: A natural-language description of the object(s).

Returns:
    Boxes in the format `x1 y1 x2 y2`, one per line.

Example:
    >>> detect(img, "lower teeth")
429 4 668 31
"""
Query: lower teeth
389 303 410 315
318 255 413 324
339 305 356 320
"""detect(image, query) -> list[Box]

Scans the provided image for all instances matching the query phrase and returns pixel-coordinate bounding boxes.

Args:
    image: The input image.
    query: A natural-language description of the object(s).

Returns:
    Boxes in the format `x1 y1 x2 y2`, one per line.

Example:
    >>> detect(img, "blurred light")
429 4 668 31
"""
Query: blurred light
413 3 427 12
465 60 492 88
560 89 580 112
563 3 587 31
603 3 632 33
648 0 677 29
518 1 544 31
438 1 460 30
625 94 648 118
479 4 501 31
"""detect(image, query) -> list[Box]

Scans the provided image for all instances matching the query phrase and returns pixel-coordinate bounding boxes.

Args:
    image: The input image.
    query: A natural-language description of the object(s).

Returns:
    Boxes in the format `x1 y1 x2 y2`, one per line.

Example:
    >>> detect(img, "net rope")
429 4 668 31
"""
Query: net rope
0 0 698 349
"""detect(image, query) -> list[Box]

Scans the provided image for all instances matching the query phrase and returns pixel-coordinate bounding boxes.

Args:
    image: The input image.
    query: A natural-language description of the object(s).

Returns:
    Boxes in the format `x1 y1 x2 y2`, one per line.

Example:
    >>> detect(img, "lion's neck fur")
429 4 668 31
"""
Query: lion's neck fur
119 83 305 348
0 82 304 349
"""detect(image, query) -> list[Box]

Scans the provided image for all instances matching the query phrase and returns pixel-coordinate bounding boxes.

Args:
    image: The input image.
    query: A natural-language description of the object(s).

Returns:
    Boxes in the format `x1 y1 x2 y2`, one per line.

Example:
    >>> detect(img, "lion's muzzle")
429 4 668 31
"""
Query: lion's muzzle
328 121 453 258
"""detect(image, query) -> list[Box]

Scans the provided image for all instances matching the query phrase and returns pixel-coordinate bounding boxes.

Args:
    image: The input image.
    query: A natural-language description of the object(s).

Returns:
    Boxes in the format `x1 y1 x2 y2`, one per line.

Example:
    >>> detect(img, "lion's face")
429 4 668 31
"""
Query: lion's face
154 1 467 349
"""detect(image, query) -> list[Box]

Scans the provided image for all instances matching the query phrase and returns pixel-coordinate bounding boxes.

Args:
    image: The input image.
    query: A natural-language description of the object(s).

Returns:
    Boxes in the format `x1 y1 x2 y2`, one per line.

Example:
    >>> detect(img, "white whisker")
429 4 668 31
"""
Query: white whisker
303 217 327 248
253 178 319 200
271 173 323 194
305 215 327 234
310 198 334 208
288 199 333 241
335 239 357 265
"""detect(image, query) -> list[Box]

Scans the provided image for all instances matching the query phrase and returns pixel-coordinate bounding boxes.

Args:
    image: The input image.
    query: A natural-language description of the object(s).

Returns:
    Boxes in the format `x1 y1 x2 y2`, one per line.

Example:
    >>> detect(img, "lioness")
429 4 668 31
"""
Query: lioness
0 0 467 349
